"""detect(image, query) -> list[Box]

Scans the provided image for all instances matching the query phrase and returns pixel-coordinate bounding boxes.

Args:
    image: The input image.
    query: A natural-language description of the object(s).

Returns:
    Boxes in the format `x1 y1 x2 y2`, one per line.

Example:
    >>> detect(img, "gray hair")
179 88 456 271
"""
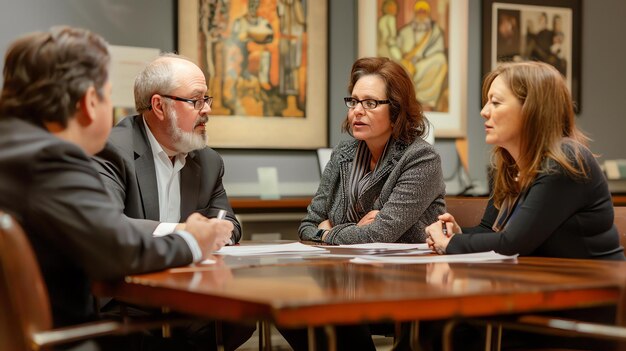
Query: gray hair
134 53 194 113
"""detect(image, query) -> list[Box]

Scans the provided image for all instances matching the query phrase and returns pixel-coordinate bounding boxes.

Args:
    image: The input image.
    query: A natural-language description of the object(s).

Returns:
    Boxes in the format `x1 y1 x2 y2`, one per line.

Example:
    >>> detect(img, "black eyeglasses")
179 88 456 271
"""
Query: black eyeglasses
344 97 391 110
160 94 213 110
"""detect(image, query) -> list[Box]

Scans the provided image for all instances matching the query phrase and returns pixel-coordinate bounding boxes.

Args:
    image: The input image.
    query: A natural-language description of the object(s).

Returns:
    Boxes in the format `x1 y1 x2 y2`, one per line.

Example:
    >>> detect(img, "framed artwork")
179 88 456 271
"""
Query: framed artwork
482 0 582 111
177 0 328 149
358 0 468 138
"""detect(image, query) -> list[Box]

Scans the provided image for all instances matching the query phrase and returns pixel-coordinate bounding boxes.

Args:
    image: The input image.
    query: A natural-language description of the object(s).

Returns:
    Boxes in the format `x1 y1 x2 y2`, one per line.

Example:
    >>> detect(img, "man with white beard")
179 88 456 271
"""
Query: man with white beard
394 0 448 111
93 53 253 350
94 53 240 242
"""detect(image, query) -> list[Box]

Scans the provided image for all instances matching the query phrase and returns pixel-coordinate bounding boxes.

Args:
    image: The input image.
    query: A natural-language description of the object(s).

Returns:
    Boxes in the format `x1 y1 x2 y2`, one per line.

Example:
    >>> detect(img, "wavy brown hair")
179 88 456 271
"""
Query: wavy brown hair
341 57 427 143
482 61 589 208
0 26 110 128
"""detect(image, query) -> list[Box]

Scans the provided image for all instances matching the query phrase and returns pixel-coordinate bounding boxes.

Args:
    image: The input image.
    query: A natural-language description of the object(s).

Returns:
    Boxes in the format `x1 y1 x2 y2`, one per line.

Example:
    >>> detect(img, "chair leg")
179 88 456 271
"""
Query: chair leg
307 326 317 351
323 325 337 351
161 307 171 338
443 319 459 351
495 324 502 351
259 320 272 351
410 321 420 351
216 320 224 351
443 319 502 351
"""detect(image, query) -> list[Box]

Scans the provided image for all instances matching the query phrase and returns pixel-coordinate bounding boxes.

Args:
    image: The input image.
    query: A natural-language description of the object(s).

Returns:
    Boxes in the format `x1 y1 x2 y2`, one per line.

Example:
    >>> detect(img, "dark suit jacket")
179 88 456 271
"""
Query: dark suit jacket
450 145 625 260
92 115 241 242
0 117 194 327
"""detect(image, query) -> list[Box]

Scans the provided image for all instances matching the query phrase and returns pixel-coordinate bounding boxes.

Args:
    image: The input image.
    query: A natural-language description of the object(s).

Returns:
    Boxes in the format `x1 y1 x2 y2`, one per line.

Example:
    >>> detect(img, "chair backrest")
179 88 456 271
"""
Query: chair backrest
445 196 489 228
0 211 53 350
316 148 333 175
613 206 626 249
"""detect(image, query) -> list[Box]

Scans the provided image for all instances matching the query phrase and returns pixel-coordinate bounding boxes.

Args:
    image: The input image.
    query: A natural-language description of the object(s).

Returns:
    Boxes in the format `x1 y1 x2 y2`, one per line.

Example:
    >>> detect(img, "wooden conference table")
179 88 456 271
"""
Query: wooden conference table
93 247 626 349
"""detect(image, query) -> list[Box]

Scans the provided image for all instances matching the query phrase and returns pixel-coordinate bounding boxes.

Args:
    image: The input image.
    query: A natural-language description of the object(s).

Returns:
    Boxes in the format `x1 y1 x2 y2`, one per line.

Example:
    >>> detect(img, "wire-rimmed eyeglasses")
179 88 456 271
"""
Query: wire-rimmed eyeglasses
344 97 391 110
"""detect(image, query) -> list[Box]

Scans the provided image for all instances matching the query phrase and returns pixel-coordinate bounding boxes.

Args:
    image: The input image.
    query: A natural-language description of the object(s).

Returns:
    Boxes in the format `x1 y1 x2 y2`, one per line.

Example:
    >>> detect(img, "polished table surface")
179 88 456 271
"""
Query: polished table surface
93 250 626 328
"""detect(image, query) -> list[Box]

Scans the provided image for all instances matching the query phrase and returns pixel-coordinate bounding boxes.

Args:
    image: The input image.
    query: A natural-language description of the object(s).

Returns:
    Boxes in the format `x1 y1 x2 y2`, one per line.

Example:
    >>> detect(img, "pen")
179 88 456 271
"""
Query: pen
441 221 448 236
216 209 233 245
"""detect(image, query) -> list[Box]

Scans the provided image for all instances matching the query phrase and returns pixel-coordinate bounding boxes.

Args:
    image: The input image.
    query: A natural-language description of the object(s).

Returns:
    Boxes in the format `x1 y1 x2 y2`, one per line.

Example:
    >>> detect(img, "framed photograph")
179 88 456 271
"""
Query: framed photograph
482 0 582 111
358 0 468 138
177 0 327 149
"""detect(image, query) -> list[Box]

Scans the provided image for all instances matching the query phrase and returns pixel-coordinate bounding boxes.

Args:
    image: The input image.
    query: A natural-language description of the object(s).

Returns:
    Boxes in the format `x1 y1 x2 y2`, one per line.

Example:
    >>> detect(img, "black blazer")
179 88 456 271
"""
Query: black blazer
0 117 194 327
92 115 241 242
449 146 625 260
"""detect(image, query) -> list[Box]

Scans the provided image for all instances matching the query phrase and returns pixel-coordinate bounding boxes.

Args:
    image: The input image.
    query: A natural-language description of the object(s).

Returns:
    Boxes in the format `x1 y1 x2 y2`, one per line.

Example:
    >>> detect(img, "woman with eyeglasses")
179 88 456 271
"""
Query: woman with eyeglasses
300 56 445 246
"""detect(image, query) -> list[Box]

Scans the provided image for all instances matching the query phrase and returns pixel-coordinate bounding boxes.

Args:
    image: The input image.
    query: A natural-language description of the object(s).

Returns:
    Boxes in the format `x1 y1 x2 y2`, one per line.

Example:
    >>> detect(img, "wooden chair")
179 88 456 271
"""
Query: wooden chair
444 196 489 227
0 210 182 350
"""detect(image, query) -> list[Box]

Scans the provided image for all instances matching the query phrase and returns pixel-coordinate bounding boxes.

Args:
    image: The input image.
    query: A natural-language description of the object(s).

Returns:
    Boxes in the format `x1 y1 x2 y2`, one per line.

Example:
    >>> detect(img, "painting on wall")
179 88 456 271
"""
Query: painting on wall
482 0 582 111
177 0 327 149
358 0 468 138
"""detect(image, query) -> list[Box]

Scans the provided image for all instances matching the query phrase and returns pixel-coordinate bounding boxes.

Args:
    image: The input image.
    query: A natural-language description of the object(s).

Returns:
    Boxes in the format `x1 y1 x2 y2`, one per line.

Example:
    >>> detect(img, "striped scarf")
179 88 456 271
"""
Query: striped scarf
346 140 391 222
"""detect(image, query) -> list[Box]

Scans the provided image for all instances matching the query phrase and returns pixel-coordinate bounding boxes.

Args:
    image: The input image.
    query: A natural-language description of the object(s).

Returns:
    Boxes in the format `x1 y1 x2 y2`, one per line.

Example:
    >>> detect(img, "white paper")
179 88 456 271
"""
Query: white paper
214 242 328 256
315 242 432 256
350 251 518 265
334 243 429 250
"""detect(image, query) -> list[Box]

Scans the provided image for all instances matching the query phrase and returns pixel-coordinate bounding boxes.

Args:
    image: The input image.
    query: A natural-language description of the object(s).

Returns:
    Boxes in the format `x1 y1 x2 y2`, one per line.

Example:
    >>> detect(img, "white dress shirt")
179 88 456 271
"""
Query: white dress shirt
143 118 202 262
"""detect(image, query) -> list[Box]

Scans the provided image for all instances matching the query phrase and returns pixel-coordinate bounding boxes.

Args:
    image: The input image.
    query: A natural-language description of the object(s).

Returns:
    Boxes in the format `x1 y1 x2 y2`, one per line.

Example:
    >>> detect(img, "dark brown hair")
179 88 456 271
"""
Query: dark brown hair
342 57 427 143
0 26 110 128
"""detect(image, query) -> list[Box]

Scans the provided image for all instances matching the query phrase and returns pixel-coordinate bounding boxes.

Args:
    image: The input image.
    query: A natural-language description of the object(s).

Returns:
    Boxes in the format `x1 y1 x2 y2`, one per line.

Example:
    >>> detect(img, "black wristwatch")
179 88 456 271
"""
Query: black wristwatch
313 229 327 243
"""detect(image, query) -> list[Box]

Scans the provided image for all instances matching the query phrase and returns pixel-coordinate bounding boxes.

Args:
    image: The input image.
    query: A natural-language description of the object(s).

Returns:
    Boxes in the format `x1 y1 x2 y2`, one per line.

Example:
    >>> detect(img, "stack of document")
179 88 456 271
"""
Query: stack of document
214 242 328 256
350 251 518 265
317 242 432 256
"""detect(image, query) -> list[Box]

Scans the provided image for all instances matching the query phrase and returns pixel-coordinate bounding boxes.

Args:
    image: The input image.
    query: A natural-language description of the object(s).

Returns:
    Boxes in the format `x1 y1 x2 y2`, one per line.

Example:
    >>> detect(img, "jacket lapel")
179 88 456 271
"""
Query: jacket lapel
180 152 201 219
337 141 356 224
133 117 160 221
359 139 402 201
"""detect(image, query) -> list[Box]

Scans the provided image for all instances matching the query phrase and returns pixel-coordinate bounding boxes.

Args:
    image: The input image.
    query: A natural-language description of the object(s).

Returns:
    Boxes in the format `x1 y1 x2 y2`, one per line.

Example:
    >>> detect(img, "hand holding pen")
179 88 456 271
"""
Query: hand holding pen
425 216 456 255
216 209 234 246
437 213 462 235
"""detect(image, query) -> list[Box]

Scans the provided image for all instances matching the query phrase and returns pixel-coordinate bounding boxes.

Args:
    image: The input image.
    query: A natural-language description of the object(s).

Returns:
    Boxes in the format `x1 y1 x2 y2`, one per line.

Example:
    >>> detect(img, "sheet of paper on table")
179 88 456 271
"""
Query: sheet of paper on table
317 242 432 256
350 251 518 265
214 242 329 256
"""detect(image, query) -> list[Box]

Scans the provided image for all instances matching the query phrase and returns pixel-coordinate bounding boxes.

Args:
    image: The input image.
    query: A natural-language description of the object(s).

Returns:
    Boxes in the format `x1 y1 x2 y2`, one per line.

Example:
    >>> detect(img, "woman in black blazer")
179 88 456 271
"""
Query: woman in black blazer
426 61 624 261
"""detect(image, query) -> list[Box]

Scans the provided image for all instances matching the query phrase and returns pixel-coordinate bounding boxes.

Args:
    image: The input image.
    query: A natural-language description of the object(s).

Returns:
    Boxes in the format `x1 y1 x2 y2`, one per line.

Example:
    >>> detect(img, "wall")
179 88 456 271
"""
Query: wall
0 0 625 198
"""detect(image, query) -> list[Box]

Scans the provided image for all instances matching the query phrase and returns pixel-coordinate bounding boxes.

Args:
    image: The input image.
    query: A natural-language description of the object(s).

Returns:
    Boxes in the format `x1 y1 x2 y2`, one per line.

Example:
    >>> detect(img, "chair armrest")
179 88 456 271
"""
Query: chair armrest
517 315 626 340
32 317 192 348
33 320 122 347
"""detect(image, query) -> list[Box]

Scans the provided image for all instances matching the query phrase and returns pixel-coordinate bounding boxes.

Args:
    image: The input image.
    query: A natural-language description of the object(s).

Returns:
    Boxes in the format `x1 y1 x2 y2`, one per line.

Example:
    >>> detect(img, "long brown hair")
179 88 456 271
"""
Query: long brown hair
342 57 427 143
482 61 589 207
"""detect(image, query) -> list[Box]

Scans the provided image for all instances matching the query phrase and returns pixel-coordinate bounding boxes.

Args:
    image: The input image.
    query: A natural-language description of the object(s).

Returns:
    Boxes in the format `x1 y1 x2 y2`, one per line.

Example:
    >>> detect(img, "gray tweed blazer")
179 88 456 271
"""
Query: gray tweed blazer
300 137 446 244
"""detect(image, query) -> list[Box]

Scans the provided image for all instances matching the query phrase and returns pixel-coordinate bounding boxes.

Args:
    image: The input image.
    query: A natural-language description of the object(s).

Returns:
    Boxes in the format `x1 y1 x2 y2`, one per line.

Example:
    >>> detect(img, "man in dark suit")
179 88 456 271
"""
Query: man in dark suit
0 26 233 349
93 54 241 243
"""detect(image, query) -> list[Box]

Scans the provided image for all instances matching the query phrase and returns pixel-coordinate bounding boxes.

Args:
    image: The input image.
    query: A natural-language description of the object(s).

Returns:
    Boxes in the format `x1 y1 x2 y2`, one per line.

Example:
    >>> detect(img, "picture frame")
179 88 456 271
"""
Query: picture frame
357 0 468 138
177 0 328 149
482 0 582 111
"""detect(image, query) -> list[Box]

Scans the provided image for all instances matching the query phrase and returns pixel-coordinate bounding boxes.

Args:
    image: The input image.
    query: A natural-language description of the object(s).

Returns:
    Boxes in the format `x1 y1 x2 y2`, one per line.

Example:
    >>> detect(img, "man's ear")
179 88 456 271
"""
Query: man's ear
76 86 98 127
150 94 167 121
